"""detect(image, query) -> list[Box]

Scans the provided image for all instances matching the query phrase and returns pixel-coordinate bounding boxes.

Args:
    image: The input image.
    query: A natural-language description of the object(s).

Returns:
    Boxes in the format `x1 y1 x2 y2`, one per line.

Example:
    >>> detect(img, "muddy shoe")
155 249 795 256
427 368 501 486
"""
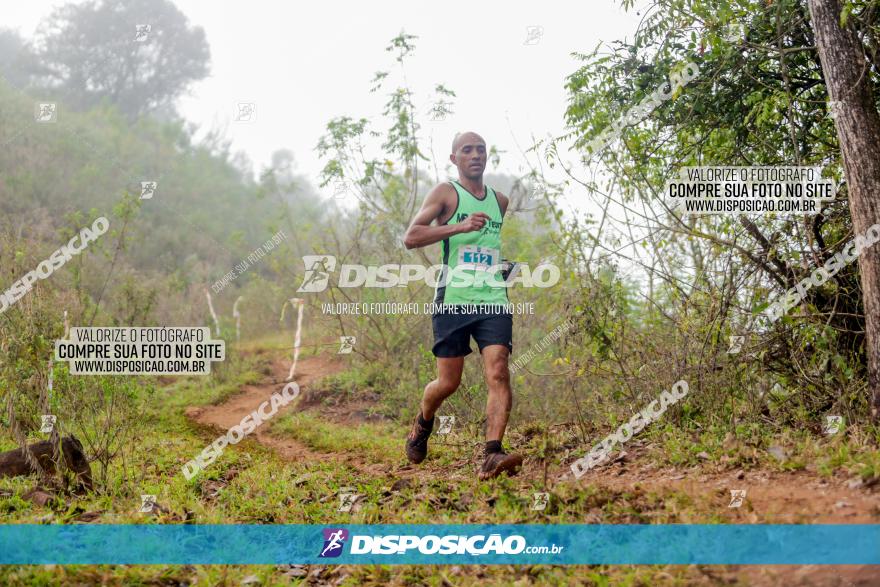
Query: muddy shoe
405 414 433 464
478 451 524 480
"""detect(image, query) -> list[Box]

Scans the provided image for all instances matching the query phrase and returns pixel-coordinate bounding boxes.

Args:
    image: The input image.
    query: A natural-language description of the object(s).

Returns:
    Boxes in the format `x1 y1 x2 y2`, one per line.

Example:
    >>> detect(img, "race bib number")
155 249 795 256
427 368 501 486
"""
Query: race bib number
458 245 500 269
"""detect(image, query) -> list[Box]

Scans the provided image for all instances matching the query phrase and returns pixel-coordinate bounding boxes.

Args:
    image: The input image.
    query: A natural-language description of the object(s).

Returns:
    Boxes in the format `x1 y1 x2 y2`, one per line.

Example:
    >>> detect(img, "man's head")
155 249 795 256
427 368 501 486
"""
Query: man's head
450 131 487 180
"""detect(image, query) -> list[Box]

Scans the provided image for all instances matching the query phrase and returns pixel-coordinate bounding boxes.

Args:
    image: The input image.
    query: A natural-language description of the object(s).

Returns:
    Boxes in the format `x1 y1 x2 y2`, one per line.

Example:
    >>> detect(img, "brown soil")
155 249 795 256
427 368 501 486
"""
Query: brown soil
565 444 880 523
185 353 880 586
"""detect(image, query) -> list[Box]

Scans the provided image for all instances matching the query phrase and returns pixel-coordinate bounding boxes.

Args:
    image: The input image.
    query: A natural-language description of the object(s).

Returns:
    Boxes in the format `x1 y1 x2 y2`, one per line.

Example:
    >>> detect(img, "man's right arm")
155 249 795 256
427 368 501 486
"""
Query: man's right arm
403 184 488 250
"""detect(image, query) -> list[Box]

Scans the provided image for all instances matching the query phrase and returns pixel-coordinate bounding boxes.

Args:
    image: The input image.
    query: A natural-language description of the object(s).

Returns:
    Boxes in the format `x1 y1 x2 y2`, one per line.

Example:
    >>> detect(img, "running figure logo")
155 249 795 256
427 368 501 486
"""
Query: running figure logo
233 102 256 123
140 181 158 200
727 335 744 354
35 103 57 123
531 492 550 511
338 336 356 354
319 528 349 558
728 489 747 508
298 255 336 292
134 24 151 42
139 494 157 513
436 415 455 434
40 415 56 434
823 415 844 436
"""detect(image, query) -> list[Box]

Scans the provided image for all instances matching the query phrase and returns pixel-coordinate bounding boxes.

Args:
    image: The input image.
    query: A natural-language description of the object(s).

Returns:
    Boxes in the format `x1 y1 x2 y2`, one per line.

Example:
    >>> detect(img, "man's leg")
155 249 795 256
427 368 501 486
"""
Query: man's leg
473 314 522 480
421 357 464 419
406 357 465 464
480 345 512 441
406 310 471 465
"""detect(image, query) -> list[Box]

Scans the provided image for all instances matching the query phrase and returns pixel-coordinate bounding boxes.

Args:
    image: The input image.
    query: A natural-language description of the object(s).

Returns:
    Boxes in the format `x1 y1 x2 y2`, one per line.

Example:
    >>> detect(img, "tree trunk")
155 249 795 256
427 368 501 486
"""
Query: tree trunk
0 435 93 490
808 0 880 419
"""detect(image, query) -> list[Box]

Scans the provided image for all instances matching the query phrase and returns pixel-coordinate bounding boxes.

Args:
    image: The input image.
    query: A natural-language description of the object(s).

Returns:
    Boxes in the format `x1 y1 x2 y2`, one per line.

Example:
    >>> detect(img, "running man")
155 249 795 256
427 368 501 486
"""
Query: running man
402 131 523 480
320 530 345 557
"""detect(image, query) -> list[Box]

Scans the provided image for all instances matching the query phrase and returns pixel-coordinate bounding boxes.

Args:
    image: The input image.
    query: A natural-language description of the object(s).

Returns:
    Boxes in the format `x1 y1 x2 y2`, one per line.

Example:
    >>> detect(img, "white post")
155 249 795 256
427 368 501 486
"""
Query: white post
282 298 305 381
47 356 54 404
205 289 220 336
232 296 244 343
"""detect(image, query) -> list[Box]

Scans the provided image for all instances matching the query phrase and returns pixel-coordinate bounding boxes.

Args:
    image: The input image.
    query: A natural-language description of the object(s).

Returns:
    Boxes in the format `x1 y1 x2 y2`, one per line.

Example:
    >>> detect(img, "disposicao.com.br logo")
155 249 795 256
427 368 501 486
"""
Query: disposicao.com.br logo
319 528 349 558
318 529 564 557
297 255 560 293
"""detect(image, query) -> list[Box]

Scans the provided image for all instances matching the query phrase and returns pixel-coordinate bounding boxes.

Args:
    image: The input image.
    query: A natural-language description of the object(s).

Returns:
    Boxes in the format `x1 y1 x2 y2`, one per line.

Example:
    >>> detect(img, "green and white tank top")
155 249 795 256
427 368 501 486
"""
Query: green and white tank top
434 180 509 306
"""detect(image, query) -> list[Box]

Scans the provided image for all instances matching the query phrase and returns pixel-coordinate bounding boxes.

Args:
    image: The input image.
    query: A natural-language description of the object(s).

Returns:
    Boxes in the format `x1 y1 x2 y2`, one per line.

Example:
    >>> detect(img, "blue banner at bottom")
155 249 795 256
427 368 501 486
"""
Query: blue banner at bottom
0 524 878 565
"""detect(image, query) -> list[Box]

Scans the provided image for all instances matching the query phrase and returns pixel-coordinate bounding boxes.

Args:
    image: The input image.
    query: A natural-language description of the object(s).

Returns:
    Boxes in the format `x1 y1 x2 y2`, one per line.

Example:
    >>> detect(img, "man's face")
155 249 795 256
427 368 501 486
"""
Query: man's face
451 136 487 180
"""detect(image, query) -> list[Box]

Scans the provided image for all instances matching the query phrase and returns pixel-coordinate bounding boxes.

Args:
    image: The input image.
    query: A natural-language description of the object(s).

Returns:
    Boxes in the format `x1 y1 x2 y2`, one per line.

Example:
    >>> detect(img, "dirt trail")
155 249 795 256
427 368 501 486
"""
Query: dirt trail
185 354 332 436
185 353 880 522
185 354 409 479
567 444 880 524
188 355 350 465
184 353 880 586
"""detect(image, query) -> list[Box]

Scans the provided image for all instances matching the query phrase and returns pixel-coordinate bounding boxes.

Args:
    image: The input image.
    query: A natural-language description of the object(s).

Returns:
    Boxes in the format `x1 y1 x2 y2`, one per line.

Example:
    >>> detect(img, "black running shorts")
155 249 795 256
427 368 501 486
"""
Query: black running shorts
431 306 513 358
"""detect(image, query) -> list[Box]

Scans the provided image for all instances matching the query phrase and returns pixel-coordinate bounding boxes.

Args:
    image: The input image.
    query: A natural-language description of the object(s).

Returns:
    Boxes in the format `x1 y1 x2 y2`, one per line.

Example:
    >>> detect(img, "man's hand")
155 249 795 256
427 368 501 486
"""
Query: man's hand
458 212 490 233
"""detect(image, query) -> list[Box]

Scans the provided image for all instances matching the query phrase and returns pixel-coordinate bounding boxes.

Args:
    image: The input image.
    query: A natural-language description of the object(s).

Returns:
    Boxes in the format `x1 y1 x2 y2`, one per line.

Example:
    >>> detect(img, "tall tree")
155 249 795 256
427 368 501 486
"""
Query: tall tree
544 0 880 424
808 0 880 419
34 0 210 119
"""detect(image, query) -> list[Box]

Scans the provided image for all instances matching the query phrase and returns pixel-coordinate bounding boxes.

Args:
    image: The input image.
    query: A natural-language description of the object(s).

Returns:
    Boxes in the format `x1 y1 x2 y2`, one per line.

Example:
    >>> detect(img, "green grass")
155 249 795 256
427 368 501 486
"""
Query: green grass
647 420 880 481
2 344 878 585
270 412 398 463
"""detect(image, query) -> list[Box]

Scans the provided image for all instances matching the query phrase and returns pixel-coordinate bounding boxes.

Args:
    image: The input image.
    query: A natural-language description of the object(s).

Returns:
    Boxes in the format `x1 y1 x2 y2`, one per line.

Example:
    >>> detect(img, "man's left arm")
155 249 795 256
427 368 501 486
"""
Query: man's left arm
496 192 509 217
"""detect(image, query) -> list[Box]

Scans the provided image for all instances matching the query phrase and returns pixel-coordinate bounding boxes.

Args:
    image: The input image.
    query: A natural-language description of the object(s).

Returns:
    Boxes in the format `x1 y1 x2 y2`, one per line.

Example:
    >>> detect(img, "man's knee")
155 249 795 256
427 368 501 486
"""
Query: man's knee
486 361 510 388
436 374 461 395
